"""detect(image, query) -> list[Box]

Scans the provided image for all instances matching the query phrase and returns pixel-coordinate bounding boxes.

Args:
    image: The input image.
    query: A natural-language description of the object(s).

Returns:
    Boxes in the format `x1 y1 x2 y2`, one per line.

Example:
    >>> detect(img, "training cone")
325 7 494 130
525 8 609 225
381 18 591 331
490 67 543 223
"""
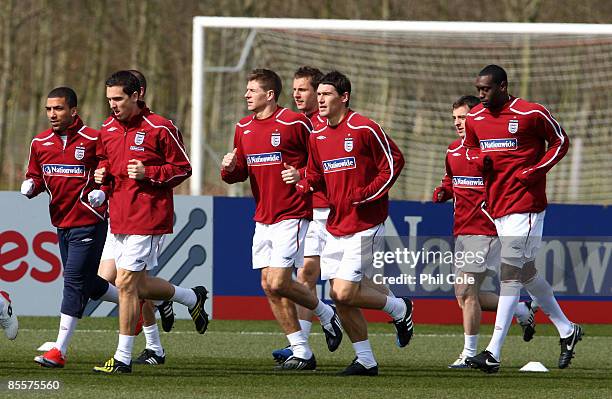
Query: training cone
519 361 549 372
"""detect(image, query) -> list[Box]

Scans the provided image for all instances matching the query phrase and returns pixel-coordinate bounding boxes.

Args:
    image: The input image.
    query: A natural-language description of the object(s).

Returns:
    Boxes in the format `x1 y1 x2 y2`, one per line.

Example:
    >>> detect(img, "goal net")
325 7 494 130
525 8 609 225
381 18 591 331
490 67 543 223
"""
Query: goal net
191 18 612 205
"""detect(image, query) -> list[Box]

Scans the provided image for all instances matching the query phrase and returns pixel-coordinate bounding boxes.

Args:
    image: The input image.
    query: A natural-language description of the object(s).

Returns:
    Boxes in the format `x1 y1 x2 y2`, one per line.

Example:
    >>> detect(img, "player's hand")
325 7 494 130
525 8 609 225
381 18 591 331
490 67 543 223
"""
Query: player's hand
221 148 237 173
281 163 300 184
20 179 34 197
514 168 538 186
348 187 363 206
88 189 106 207
295 180 313 195
94 167 106 184
127 159 145 180
432 186 447 203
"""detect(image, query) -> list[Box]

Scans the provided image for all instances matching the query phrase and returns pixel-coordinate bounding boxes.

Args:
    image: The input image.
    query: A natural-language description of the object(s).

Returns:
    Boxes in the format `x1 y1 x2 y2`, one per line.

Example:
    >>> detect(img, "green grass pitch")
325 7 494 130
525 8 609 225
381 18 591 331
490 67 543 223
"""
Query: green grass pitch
1 317 610 398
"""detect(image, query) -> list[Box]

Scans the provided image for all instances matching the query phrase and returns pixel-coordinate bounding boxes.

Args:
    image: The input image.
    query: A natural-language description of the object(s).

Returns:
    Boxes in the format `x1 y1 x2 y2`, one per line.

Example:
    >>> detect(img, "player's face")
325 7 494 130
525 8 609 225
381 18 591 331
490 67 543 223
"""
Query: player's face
245 80 272 113
452 105 470 138
293 77 317 114
46 97 76 133
317 84 348 120
475 74 507 110
107 85 139 122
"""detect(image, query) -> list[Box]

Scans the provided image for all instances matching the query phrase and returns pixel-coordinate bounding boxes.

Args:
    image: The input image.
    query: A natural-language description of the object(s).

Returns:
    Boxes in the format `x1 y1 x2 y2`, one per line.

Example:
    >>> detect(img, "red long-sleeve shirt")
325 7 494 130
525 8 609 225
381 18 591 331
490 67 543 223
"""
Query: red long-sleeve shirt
308 111 329 209
463 97 569 219
434 138 496 236
221 106 312 224
97 107 191 235
298 110 405 236
25 116 107 228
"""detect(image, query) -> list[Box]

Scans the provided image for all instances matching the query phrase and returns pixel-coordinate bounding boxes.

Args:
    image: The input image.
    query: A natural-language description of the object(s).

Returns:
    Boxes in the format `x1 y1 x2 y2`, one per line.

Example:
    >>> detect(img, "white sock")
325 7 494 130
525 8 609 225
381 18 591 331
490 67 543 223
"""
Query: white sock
486 281 521 361
353 340 377 368
524 275 573 337
382 296 406 320
100 284 119 304
514 302 530 324
286 330 312 360
313 300 334 325
143 324 164 356
55 313 78 356
463 334 479 357
299 320 312 339
114 334 135 365
171 286 197 309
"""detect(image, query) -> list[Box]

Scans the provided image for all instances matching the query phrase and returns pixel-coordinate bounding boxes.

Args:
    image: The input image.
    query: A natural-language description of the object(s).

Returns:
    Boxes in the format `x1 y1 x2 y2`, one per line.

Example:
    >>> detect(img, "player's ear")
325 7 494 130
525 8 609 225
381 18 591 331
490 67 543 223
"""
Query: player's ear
266 89 275 102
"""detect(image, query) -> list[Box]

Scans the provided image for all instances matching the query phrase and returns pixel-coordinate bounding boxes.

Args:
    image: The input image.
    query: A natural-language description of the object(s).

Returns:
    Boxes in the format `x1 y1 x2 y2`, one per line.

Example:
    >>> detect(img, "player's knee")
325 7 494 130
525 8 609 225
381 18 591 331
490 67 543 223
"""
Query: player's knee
330 286 354 305
268 278 290 296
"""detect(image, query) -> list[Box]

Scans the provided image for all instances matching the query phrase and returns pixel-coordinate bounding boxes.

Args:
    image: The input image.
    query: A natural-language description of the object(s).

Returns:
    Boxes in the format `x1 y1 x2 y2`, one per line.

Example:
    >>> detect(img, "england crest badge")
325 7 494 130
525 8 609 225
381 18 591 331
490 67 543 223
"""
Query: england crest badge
74 146 85 160
135 131 146 145
344 137 354 152
508 119 519 134
271 131 281 147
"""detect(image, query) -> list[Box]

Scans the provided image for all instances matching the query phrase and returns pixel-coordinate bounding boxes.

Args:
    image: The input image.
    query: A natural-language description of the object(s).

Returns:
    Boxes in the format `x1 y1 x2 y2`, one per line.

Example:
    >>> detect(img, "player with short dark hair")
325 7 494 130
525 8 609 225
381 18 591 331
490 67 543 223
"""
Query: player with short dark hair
23 87 120 368
97 70 175 366
221 68 343 371
92 70 209 374
463 64 581 373
433 95 536 368
296 71 413 376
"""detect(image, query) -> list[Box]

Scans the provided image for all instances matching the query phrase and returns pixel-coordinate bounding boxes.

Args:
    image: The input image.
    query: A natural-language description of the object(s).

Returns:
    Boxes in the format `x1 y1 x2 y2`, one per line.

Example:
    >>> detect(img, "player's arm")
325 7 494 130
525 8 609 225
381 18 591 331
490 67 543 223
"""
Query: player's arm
350 125 405 205
514 106 570 186
433 155 454 203
22 141 46 198
140 124 192 187
220 128 248 184
296 134 324 194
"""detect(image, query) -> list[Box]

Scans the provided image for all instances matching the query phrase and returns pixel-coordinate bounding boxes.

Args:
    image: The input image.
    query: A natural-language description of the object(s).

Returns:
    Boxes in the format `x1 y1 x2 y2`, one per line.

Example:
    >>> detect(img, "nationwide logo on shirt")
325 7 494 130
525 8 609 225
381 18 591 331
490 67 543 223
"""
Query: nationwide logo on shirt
42 164 85 177
452 176 484 188
480 138 518 152
246 152 282 166
322 157 357 173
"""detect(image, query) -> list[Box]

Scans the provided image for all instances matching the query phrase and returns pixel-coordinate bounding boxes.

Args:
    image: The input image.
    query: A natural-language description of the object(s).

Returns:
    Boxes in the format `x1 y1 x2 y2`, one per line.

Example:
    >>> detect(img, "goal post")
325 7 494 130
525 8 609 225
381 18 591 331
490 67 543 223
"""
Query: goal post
191 17 612 204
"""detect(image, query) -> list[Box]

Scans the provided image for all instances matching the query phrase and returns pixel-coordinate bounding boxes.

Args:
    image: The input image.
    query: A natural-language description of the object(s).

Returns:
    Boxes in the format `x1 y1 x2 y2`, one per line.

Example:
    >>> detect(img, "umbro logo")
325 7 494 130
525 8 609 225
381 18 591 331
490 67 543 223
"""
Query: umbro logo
243 130 251 135
474 116 485 121
108 127 118 131
316 135 327 140
452 153 461 157
43 142 54 146
82 238 93 242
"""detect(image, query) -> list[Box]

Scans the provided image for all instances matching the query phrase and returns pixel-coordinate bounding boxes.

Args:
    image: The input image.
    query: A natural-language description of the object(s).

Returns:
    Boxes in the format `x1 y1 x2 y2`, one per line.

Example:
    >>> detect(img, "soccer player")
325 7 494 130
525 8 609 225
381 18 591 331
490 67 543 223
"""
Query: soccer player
97 69 174 366
221 68 342 371
22 87 119 368
0 290 18 340
463 65 582 373
433 95 536 368
272 66 327 363
296 71 413 376
93 71 208 374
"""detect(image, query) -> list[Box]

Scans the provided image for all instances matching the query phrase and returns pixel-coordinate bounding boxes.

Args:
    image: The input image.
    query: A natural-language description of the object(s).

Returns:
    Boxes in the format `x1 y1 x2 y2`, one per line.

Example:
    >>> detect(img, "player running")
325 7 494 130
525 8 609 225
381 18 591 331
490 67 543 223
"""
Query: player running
93 71 209 374
433 95 536 368
296 71 413 376
97 69 174 366
22 87 120 368
463 65 582 373
221 68 342 371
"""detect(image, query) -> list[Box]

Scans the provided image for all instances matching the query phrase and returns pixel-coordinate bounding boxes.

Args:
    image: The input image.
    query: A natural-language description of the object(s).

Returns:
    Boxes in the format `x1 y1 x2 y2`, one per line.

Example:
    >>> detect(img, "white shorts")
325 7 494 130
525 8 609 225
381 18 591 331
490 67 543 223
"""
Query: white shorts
252 218 309 269
454 235 501 276
320 224 384 282
114 234 164 272
100 223 115 261
304 208 330 257
494 211 545 267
